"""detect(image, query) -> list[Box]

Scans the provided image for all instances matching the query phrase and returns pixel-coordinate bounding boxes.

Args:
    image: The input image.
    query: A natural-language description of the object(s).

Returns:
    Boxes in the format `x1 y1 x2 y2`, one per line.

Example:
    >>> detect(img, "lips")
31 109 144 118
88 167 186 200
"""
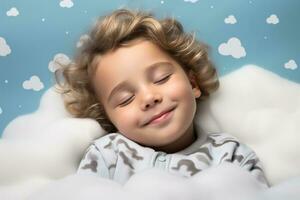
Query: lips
143 106 176 126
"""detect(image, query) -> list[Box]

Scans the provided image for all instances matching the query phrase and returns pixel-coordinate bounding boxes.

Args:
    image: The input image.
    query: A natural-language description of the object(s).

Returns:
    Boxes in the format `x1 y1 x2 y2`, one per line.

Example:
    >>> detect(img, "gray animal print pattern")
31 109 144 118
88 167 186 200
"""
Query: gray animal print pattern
171 159 201 176
81 151 98 172
77 133 268 186
104 136 144 170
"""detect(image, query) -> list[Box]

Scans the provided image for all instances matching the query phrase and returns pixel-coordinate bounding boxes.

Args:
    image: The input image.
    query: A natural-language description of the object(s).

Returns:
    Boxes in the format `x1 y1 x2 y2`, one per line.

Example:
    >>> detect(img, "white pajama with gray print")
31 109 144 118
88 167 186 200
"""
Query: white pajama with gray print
77 124 269 186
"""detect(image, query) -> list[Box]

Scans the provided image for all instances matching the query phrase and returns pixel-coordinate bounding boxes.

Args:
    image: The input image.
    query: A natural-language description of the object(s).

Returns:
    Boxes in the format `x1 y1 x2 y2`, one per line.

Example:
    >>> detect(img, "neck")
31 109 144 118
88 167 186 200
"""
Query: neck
154 124 197 153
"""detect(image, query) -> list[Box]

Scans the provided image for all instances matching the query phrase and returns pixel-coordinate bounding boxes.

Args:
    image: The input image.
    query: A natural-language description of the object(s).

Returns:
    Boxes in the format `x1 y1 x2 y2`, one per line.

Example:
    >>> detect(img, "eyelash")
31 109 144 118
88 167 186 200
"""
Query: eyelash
155 74 172 84
118 74 172 107
119 95 134 106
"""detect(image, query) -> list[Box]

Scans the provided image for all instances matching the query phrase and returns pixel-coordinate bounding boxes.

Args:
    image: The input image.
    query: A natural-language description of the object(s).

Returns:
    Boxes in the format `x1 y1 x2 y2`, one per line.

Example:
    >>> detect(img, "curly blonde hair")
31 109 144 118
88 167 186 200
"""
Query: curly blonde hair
55 8 219 133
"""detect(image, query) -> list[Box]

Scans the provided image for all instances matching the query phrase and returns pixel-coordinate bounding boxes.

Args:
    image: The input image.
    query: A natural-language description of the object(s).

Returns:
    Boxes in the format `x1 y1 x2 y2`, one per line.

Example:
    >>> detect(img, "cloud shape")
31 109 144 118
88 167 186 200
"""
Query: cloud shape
22 76 44 91
1 66 300 199
26 164 268 200
196 65 300 184
6 7 19 17
48 53 71 72
224 15 237 24
266 14 279 24
284 59 298 70
183 0 199 3
76 34 90 48
59 0 74 8
0 86 105 198
0 37 11 56
0 106 2 115
218 37 246 59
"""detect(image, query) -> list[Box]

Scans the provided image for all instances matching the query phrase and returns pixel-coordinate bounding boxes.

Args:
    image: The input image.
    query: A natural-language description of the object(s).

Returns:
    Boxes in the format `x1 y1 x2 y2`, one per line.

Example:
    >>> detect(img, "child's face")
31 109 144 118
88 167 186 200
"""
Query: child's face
92 39 201 150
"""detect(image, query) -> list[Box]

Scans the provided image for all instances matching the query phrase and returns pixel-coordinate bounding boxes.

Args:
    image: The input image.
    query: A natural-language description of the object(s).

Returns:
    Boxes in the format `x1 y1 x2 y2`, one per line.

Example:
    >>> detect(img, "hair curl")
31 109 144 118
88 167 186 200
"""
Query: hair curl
55 8 219 133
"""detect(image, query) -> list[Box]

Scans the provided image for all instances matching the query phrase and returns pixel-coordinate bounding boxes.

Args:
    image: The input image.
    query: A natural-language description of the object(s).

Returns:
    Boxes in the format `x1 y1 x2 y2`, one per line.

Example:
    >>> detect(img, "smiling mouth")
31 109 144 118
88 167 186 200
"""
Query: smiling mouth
143 107 176 127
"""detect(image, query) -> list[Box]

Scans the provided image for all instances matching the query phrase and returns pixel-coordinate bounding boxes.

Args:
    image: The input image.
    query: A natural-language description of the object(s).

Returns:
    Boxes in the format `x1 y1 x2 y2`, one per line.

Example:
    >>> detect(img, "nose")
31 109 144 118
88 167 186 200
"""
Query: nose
140 87 163 110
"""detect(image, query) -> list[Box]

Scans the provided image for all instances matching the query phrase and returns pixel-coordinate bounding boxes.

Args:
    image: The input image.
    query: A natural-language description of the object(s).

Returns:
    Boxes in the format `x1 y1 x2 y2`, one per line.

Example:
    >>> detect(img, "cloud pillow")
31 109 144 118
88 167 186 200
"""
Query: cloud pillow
0 65 299 199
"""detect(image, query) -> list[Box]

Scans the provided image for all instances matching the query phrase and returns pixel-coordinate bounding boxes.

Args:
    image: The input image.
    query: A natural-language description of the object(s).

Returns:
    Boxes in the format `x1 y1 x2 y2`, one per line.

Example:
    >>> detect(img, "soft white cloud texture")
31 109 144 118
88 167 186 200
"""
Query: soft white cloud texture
284 59 298 70
1 66 300 199
48 53 71 72
266 14 279 24
224 15 237 24
27 164 268 200
76 34 90 48
0 87 105 199
0 106 2 115
22 76 44 91
0 37 11 56
218 37 246 59
196 65 300 184
6 7 19 17
59 0 74 8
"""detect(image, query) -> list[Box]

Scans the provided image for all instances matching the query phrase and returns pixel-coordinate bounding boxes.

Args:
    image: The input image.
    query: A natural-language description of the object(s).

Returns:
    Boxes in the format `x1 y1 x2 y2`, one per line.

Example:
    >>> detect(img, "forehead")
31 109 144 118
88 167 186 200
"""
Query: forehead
92 40 179 95
96 39 174 72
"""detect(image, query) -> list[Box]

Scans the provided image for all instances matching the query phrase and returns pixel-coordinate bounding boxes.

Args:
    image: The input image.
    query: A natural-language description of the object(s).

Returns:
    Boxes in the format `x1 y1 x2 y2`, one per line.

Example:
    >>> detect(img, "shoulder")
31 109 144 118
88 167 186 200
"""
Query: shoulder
206 132 241 147
92 133 119 148
92 132 151 154
206 132 259 163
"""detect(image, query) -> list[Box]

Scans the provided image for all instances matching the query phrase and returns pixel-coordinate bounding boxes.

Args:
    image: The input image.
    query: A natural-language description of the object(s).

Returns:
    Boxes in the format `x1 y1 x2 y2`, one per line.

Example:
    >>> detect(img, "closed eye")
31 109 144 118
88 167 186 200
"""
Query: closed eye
155 74 171 84
119 95 134 107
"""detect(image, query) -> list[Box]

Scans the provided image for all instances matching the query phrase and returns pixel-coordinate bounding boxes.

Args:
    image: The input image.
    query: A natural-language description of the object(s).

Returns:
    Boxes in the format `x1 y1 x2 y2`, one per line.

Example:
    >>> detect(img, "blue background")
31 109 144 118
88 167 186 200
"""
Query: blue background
0 0 299 137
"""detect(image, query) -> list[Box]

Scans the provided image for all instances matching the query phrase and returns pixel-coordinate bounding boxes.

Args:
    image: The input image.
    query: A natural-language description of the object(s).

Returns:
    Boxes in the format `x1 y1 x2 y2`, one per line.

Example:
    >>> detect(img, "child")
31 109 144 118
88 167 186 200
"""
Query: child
55 8 269 186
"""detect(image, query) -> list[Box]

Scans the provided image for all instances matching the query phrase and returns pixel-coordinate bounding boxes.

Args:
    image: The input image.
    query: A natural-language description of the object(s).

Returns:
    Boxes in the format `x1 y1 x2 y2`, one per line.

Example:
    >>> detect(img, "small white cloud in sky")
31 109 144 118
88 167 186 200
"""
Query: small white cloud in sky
266 14 279 24
284 59 298 70
22 76 44 91
76 34 90 48
60 0 74 8
218 37 246 59
0 37 11 56
6 7 19 17
224 15 237 24
0 106 2 115
48 53 71 72
184 0 199 3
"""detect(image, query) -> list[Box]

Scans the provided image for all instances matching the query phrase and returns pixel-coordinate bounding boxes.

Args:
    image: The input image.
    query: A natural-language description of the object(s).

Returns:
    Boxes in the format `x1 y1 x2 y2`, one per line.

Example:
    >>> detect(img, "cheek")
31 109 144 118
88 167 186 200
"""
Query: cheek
110 108 138 132
166 78 194 101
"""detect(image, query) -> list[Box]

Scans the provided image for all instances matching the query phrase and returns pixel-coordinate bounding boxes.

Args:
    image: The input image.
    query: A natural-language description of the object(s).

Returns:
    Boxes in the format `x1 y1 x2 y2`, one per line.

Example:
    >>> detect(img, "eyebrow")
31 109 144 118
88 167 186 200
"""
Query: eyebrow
107 61 173 103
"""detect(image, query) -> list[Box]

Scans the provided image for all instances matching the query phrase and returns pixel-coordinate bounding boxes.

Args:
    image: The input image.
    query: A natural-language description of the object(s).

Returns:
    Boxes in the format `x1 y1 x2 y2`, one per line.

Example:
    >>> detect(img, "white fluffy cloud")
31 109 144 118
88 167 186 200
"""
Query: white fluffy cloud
76 34 90 48
48 53 71 72
0 106 2 115
0 37 11 56
1 66 300 199
27 164 268 200
59 0 74 8
196 65 300 184
218 37 246 59
183 0 199 3
284 59 298 70
224 15 237 24
22 76 44 91
266 14 279 24
6 7 19 17
0 87 105 199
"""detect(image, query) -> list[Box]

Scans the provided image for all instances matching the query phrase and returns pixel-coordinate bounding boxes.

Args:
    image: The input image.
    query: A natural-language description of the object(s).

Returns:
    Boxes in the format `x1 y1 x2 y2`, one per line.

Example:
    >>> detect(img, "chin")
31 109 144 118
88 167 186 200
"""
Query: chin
154 130 183 147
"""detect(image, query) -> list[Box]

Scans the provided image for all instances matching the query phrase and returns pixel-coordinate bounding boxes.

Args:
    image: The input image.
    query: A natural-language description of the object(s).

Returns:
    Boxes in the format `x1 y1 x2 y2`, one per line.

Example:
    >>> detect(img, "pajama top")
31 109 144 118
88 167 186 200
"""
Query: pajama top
77 122 268 186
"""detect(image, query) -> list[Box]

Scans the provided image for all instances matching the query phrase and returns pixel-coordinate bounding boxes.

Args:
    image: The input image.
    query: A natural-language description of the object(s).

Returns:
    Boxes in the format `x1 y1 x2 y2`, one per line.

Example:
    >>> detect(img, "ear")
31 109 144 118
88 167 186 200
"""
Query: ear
188 71 201 98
